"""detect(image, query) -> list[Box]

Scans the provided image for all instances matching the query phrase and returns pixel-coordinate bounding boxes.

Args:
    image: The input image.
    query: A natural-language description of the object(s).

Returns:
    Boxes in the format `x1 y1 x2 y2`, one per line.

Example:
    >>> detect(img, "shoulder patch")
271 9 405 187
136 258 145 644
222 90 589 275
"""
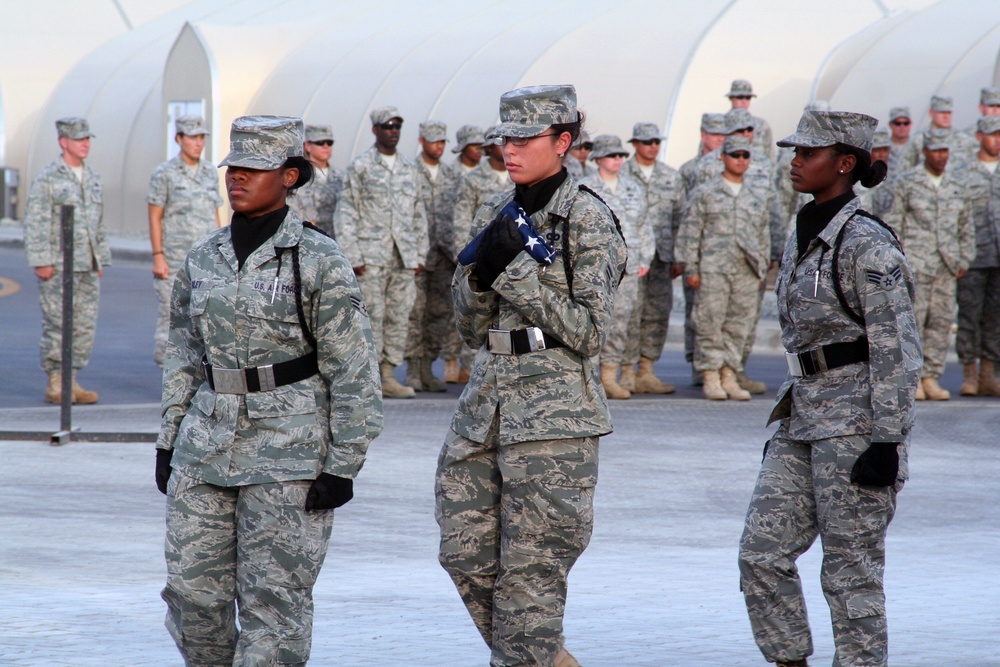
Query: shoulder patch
866 265 903 290
351 294 370 318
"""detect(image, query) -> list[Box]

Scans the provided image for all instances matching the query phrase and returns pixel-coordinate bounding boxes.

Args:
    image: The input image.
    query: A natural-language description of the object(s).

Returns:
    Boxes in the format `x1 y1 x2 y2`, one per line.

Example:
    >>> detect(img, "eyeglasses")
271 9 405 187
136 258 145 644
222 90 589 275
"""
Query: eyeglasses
310 140 333 147
637 139 661 146
726 151 751 160
495 133 557 147
579 143 594 151
731 95 752 101
378 122 403 131
891 120 911 126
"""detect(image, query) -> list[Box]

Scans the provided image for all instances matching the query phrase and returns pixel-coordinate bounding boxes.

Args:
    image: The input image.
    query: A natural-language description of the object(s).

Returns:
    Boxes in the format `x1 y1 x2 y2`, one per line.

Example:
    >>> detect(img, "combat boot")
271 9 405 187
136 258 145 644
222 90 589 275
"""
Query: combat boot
736 370 766 395
618 363 636 391
977 359 1000 397
71 371 99 404
457 363 471 384
404 358 423 392
702 369 727 400
775 660 809 667
600 364 631 399
634 357 675 394
720 366 751 401
381 361 416 399
915 380 926 400
443 359 459 383
921 377 950 401
45 372 62 404
960 361 979 396
554 647 581 667
420 355 446 392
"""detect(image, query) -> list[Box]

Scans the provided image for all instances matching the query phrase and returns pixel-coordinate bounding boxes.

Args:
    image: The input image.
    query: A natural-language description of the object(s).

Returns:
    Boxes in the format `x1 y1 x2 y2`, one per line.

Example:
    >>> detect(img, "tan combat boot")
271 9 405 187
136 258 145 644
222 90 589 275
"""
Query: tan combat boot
404 358 423 392
381 361 416 399
915 379 926 400
618 363 636 391
702 369 727 400
721 366 751 401
977 359 1000 397
960 361 979 396
634 357 675 394
457 363 471 384
600 364 631 399
554 647 581 667
45 372 62 404
420 355 446 392
921 376 950 401
71 371 99 404
736 370 766 395
443 359 459 383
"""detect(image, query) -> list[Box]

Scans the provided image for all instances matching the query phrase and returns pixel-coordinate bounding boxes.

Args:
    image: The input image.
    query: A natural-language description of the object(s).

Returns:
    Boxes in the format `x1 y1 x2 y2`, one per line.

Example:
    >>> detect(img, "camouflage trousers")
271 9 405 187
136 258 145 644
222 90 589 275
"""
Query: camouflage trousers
405 249 457 361
600 271 639 365
912 268 956 378
37 269 100 373
691 264 761 372
739 427 900 667
162 470 334 667
625 255 674 364
955 266 1000 364
435 417 598 667
356 246 416 367
683 281 696 364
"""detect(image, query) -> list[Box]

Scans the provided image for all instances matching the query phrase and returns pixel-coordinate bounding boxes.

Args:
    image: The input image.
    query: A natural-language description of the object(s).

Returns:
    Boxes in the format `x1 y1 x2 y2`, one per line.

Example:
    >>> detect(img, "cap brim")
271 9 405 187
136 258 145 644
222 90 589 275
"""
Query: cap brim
775 132 835 149
493 122 551 138
218 151 285 170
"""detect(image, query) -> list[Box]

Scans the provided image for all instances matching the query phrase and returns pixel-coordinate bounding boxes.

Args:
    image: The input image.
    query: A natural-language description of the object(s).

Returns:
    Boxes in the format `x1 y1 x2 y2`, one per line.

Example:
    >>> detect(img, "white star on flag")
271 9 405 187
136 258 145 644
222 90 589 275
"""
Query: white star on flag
526 237 540 250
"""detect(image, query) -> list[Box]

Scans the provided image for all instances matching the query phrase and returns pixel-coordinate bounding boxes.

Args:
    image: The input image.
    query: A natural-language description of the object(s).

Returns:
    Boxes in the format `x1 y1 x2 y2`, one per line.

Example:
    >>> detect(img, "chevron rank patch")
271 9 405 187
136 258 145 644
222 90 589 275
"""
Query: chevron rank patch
866 266 902 290
351 294 369 318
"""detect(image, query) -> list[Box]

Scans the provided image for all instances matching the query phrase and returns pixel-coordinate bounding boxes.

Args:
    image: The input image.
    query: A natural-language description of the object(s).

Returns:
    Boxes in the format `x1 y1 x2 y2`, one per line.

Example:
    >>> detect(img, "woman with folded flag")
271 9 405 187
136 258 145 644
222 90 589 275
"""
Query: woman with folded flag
435 85 626 667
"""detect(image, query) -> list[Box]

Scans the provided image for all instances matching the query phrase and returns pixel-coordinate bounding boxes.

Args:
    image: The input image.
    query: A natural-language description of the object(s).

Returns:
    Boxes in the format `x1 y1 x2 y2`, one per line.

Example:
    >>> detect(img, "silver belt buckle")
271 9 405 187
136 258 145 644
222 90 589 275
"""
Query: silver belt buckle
256 365 276 392
785 352 804 378
525 327 545 352
212 367 249 394
488 329 513 355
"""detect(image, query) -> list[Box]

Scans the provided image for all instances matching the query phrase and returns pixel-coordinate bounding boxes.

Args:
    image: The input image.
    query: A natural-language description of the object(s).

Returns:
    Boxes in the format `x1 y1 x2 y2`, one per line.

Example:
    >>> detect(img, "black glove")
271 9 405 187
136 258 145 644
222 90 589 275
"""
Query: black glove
850 442 900 487
474 213 524 288
305 473 354 511
155 449 173 495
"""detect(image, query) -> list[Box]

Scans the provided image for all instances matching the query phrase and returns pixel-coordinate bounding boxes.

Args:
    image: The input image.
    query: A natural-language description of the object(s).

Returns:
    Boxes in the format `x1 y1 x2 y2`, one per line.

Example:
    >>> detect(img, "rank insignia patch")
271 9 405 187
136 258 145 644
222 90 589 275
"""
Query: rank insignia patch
866 266 902 290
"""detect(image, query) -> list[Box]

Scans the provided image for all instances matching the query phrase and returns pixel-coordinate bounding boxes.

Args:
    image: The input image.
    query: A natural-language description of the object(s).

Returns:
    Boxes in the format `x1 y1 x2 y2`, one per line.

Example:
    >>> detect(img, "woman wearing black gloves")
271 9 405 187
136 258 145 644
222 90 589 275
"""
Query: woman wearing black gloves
738 110 921 667
155 115 382 666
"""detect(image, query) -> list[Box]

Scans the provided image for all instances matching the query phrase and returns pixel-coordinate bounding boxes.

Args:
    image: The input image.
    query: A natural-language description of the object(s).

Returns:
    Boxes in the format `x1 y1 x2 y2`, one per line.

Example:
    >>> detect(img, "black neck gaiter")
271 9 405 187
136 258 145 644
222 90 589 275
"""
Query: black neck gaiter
230 206 288 270
795 191 855 260
514 168 568 217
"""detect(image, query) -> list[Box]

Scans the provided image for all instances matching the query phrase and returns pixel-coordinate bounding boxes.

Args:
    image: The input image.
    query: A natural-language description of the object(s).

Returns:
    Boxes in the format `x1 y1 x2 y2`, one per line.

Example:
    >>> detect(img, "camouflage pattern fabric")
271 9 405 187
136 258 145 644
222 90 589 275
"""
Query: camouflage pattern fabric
777 110 877 153
219 116 304 170
578 172 650 274
452 161 512 254
751 115 776 163
357 247 416 366
952 157 1000 269
37 270 100 372
599 271 639 365
887 141 908 176
898 129 978 172
857 181 893 219
692 147 774 191
495 84 577 138
288 164 345 237
911 268 960 378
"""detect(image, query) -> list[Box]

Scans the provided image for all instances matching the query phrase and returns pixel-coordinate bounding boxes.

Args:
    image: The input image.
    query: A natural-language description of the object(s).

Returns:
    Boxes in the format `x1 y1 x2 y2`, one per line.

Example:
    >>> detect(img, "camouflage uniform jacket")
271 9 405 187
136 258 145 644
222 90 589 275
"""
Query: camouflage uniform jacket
883 166 974 276
417 159 463 269
288 164 344 235
887 141 908 177
579 172 651 274
679 153 702 199
950 158 1000 269
452 161 511 256
450 176 627 446
751 115 776 164
676 176 773 280
157 209 383 486
24 158 110 271
146 155 222 264
333 146 428 269
621 157 685 264
768 198 921 446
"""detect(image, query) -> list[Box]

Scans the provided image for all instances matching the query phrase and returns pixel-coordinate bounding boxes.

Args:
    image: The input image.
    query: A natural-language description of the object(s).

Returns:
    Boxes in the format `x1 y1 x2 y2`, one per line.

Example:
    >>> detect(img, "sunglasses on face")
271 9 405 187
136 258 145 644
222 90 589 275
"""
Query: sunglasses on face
731 95 752 100
379 122 403 131
310 140 333 147
637 139 661 146
579 143 594 151
496 133 557 147
891 120 911 126
727 151 751 160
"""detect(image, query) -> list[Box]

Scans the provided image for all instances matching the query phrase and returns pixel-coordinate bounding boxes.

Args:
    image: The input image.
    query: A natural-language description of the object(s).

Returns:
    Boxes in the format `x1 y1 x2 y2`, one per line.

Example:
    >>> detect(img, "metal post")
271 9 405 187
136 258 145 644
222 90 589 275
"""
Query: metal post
52 204 74 446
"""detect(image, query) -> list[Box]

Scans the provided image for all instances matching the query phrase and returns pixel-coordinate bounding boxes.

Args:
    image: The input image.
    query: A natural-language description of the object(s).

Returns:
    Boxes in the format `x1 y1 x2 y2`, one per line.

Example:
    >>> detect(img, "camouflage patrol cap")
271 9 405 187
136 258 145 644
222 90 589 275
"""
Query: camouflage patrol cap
889 106 911 121
726 79 756 98
495 84 577 138
419 120 447 142
589 134 630 160
804 100 830 112
980 87 1000 106
451 124 485 152
930 95 953 113
370 106 403 126
56 117 94 140
724 109 755 134
977 116 1000 134
722 135 752 155
305 125 334 142
872 129 891 149
777 110 878 154
219 115 304 170
175 115 209 136
629 122 663 142
572 129 592 149
923 128 951 151
483 125 500 147
701 113 727 134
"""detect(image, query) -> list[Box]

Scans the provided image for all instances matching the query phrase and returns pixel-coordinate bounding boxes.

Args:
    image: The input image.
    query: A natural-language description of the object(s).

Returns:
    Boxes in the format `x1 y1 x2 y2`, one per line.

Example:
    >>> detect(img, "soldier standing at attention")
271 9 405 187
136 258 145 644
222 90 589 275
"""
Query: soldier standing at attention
147 114 222 368
334 106 429 399
563 130 594 180
886 106 912 176
885 128 974 400
952 116 1000 396
452 124 486 175
620 121 685 394
739 110 921 667
156 115 383 666
899 95 978 170
680 113 727 197
677 135 772 401
404 120 462 392
288 124 344 237
436 85 625 667
24 117 109 404
727 79 775 163
954 87 1000 158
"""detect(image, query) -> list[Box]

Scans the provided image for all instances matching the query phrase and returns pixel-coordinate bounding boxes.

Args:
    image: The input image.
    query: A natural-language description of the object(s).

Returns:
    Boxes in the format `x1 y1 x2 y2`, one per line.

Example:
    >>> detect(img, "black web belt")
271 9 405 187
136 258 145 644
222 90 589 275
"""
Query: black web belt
785 338 869 377
202 351 319 394
486 327 565 355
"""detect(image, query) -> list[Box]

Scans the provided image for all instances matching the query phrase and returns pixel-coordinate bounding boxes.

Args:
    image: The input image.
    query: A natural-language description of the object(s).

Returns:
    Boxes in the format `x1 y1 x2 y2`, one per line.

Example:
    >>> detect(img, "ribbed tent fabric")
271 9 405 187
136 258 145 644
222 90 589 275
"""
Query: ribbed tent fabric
3 0 998 236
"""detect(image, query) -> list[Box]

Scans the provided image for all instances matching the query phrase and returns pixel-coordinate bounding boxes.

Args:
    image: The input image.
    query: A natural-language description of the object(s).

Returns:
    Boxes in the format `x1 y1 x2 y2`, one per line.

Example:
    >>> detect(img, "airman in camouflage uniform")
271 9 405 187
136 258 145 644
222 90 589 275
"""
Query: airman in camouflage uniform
899 95 978 171
677 135 772 400
884 128 974 400
693 109 775 190
564 129 595 181
680 113 727 197
886 106 912 177
857 129 893 218
334 106 429 398
288 124 344 237
953 87 1000 161
24 117 109 404
621 121 686 394
739 110 921 667
157 116 383 667
726 79 776 163
951 116 1000 396
436 85 626 667
147 114 222 367
404 120 463 392
453 123 486 175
